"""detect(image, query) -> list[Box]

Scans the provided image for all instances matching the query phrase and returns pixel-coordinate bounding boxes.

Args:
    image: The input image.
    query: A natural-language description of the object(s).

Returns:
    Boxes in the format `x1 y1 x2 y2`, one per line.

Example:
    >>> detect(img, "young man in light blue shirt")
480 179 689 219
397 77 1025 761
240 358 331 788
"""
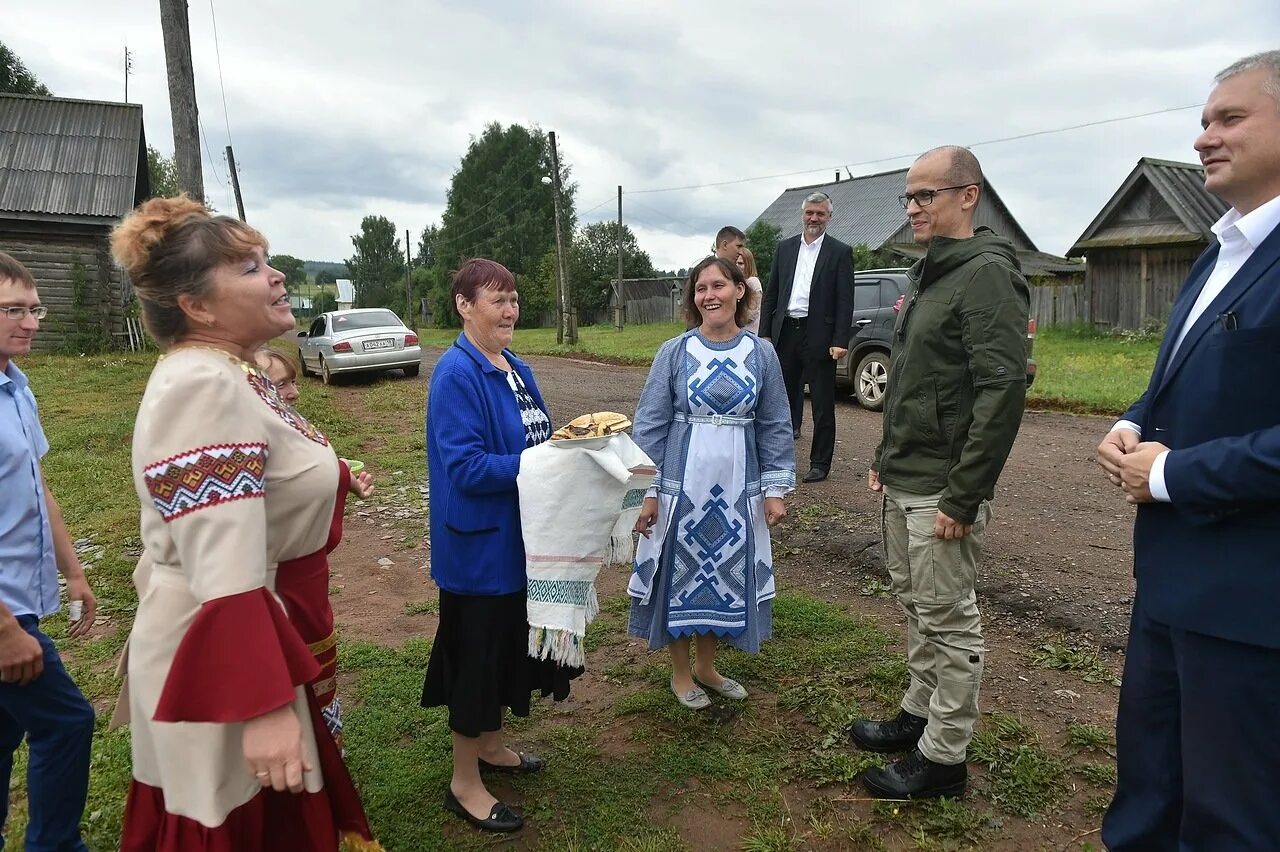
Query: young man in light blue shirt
0 251 96 852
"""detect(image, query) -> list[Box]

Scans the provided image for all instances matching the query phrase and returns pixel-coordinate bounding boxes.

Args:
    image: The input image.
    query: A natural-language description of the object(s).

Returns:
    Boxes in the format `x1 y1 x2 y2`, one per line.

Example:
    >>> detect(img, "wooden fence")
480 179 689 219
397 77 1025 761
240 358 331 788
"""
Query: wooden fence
1029 283 1089 327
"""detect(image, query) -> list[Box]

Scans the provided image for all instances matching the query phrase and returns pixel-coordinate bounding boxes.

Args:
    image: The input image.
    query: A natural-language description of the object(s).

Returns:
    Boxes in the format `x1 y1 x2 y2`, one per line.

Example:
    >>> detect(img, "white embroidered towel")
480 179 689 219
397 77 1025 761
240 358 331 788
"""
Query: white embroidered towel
517 433 656 667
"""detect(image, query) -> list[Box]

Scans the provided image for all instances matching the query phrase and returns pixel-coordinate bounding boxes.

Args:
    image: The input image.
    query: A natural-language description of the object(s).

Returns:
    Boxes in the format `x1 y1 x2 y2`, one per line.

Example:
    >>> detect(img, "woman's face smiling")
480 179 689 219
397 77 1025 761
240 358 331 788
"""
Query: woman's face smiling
693 265 743 337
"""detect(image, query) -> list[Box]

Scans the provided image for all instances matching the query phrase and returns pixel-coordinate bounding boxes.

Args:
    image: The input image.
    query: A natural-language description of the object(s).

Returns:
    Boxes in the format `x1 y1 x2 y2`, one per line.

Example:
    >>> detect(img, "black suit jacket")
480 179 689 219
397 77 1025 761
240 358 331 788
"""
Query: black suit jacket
759 233 855 353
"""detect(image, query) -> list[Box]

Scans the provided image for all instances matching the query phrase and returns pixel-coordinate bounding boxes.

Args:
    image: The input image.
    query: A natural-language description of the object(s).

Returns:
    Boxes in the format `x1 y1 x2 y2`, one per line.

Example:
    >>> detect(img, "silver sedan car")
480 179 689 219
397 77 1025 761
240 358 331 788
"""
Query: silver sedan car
296 308 422 384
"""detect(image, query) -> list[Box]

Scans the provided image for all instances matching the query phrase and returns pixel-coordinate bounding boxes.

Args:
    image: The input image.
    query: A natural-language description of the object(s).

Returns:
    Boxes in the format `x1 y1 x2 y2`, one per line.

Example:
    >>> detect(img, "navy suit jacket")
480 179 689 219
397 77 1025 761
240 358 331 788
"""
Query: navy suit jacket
425 333 548 596
1124 218 1280 649
759 233 855 353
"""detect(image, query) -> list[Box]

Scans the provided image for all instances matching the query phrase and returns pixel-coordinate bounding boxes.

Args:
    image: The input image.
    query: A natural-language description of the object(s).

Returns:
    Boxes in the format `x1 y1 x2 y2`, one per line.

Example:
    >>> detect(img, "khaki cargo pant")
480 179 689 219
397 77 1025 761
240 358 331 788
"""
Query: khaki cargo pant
882 485 991 766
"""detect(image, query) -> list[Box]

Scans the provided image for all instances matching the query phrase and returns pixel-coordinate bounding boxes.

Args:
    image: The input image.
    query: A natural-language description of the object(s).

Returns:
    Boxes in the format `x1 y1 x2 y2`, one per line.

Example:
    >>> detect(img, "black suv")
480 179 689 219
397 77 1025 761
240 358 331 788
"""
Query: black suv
835 268 1036 411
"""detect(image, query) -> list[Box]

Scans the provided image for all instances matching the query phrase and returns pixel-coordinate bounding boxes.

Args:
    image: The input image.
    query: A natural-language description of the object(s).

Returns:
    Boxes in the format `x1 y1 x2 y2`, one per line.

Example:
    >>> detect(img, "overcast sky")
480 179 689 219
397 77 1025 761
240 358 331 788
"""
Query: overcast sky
8 2 1279 270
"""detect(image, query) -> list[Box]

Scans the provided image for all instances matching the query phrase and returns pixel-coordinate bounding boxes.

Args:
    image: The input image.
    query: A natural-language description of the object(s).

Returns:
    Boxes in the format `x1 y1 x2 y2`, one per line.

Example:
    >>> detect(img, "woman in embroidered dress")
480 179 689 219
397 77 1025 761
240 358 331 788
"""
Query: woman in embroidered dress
736 246 764 335
630 256 795 710
421 258 580 834
111 196 379 851
254 347 374 749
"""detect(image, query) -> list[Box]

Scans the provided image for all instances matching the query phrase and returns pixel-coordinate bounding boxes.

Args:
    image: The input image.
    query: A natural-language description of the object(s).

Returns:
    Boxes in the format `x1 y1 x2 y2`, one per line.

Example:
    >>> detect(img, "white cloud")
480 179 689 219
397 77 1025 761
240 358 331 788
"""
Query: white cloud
7 0 1277 269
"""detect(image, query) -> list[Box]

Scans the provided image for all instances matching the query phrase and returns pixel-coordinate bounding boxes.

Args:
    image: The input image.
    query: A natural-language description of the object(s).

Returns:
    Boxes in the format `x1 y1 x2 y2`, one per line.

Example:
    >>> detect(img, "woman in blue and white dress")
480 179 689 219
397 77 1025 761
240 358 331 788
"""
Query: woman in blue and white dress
630 256 796 710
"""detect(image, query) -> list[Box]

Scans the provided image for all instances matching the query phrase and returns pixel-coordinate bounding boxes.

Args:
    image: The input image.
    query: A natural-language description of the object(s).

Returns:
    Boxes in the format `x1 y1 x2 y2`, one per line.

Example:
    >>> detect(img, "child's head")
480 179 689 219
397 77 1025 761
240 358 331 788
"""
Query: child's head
254 349 300 406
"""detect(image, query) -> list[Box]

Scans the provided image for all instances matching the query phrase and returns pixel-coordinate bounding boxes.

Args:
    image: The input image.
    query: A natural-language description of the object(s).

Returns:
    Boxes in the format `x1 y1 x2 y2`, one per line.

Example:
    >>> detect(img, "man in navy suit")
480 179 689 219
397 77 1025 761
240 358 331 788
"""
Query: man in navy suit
1097 50 1280 851
759 191 854 482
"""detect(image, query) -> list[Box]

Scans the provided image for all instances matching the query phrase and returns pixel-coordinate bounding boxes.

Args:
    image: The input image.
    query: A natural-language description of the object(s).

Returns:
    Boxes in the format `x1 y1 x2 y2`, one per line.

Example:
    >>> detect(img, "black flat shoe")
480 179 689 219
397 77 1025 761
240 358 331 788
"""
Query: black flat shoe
802 467 828 483
478 751 545 774
443 789 523 832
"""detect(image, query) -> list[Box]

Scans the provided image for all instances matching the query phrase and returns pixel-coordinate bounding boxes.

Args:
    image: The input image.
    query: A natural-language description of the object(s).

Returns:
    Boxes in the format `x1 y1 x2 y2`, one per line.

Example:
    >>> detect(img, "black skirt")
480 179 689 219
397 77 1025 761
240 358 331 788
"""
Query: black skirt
421 588 583 737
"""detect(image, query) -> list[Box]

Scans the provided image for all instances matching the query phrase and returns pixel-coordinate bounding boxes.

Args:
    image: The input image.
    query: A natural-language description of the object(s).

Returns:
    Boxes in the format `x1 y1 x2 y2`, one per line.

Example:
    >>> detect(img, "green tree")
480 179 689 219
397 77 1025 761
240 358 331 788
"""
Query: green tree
745 220 782 282
346 215 405 309
147 146 179 198
313 292 338 314
852 243 898 270
268 254 307 290
315 269 339 286
568 221 656 316
415 224 440 269
0 42 51 96
436 122 576 278
516 248 559 329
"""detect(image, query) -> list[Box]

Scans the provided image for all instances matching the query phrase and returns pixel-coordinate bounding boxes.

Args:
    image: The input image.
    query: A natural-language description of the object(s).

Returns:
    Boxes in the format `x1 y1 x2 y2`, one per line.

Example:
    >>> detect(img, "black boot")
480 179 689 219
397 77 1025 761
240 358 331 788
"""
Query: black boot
862 747 967 800
849 709 927 753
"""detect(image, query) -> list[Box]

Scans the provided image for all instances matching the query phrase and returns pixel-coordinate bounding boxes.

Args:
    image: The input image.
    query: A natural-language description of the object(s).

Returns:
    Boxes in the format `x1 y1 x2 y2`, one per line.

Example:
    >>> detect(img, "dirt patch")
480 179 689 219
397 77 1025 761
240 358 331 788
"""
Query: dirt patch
321 345 1132 849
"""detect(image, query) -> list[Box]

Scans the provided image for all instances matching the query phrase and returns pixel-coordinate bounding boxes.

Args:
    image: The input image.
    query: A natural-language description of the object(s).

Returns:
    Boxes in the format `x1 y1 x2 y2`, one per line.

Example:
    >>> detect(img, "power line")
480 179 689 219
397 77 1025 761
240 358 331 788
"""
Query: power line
198 117 226 186
207 0 234 148
620 196 705 234
628 102 1203 195
577 194 616 218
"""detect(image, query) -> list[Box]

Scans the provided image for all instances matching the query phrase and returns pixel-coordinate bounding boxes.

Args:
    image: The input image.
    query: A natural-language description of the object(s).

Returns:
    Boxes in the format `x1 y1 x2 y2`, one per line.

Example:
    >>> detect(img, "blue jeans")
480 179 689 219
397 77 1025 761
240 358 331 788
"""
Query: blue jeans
0 616 93 852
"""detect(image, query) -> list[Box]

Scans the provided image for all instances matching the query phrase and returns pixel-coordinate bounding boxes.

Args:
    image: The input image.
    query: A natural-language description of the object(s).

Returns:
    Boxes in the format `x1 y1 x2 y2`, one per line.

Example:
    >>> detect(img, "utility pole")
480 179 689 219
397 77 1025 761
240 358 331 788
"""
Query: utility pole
405 229 414 329
615 185 624 331
159 0 204 201
548 131 575 344
224 145 245 220
124 46 133 102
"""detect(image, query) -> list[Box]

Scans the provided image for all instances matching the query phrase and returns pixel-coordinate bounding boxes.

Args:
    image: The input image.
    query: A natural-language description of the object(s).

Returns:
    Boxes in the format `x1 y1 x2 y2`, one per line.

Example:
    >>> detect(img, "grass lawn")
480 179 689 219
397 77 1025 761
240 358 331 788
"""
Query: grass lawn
419 321 1159 415
1027 326 1159 415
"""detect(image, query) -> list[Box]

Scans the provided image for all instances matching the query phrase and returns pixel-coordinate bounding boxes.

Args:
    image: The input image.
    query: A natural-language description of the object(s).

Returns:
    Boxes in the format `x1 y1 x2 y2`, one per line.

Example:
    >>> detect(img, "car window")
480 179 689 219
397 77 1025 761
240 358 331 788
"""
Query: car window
309 318 326 337
331 311 404 331
881 279 907 305
854 282 881 312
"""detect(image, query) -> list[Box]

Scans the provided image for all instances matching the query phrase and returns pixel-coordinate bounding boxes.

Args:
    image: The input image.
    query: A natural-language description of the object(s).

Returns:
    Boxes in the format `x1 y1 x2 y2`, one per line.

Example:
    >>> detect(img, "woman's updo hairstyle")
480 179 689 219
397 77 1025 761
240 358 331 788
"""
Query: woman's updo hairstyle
110 194 268 346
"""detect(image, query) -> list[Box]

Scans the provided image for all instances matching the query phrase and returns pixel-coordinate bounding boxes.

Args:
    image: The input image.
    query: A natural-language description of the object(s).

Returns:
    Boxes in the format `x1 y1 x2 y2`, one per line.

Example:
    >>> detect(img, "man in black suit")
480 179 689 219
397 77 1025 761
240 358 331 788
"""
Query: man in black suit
759 191 854 482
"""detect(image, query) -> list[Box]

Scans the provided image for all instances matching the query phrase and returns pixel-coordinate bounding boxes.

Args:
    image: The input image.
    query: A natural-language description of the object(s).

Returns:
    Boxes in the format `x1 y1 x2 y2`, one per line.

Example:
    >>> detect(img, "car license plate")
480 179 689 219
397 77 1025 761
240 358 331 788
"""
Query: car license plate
363 339 394 351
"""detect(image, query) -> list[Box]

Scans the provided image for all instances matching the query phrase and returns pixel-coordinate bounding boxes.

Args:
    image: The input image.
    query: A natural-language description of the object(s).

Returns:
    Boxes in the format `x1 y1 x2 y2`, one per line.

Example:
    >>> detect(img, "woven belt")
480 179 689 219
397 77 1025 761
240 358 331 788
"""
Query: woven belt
673 411 755 426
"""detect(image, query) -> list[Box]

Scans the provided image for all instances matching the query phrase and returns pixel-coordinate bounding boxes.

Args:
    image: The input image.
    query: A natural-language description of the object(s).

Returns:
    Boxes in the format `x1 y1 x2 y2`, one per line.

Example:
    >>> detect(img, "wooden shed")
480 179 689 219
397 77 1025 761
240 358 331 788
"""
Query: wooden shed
1068 157 1228 329
0 93 151 351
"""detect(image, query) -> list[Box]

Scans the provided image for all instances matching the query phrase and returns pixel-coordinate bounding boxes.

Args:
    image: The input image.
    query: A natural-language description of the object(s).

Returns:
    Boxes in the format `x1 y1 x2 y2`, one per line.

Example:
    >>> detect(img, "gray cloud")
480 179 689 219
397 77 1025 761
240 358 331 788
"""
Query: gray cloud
6 0 1278 269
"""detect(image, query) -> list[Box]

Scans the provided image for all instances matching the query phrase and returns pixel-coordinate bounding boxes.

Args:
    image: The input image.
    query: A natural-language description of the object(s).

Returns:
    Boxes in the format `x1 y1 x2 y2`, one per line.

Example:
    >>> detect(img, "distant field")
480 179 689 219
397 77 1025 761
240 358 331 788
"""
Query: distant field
414 322 1158 414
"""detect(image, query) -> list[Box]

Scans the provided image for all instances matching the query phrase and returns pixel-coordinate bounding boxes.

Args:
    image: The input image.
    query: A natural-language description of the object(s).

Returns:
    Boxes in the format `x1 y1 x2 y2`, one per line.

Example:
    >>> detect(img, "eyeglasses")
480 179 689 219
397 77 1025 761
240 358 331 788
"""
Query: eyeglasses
1 306 47 320
898 185 974 209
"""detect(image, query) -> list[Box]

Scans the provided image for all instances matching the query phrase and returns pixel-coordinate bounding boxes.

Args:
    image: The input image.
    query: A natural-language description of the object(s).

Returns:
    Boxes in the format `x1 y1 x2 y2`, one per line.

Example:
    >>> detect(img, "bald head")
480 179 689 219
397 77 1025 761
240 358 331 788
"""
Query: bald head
916 146 984 189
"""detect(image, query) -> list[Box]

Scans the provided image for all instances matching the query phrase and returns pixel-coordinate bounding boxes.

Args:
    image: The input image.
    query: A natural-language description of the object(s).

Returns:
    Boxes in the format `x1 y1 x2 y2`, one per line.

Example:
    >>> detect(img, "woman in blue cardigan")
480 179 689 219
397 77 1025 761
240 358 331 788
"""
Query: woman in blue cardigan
421 258 579 834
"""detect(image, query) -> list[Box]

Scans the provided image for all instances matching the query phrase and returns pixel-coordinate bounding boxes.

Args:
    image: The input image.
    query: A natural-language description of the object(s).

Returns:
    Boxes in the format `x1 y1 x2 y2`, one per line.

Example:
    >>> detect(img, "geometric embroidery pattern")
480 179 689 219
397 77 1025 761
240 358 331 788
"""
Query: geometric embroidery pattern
688 356 756 415
682 484 743 563
143 443 268 522
507 369 552 447
527 578 594 607
245 369 329 446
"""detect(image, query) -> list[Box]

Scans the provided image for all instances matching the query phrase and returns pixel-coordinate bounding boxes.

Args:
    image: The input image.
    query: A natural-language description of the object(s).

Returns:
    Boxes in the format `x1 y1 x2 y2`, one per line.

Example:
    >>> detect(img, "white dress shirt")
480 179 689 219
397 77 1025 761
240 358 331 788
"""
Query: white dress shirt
786 232 825 317
1113 192 1280 501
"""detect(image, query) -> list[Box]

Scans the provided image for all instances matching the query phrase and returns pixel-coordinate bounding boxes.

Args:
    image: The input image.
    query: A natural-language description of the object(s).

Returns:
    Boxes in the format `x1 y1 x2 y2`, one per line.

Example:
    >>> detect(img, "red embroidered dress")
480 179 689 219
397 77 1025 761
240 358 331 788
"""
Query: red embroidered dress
116 349 377 851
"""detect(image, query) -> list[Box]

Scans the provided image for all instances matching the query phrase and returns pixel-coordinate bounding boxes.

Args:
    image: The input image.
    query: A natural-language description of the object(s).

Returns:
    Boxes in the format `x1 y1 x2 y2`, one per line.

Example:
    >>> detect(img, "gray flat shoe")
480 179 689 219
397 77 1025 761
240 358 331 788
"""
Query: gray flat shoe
696 676 749 700
671 678 711 710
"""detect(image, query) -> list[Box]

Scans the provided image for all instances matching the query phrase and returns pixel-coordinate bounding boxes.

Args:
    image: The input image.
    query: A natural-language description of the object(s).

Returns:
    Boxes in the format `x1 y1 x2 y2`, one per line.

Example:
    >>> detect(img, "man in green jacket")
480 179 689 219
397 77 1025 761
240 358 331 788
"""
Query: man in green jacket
852 146 1029 799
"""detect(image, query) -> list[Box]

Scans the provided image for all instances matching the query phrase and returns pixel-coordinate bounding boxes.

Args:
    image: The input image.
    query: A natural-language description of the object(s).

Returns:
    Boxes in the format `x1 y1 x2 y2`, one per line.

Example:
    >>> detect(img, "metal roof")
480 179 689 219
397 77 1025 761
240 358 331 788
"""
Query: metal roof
0 93 149 222
749 167 1038 253
1068 157 1229 255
